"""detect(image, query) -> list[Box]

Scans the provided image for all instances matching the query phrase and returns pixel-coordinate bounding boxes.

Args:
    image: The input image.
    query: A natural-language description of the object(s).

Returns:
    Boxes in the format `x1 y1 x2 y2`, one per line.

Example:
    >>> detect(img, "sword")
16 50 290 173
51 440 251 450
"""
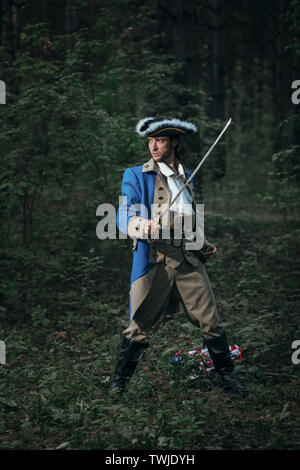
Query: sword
163 117 232 217
150 118 232 237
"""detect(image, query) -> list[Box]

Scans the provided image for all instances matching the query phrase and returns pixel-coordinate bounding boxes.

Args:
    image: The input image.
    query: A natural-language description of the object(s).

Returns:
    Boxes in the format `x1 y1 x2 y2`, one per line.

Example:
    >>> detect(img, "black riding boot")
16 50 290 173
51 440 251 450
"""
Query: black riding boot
108 336 148 395
205 331 248 396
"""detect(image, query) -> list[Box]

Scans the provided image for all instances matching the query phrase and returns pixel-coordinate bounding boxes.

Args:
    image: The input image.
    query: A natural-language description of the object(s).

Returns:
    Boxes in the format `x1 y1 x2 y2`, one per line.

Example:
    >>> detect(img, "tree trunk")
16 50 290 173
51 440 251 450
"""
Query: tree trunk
206 0 226 180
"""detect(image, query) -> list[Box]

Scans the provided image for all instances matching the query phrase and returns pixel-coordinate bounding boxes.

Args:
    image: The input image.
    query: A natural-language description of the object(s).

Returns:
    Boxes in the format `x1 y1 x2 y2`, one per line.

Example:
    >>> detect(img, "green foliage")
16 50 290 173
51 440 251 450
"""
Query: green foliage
0 8 209 318
1 215 300 450
0 0 299 452
259 145 300 217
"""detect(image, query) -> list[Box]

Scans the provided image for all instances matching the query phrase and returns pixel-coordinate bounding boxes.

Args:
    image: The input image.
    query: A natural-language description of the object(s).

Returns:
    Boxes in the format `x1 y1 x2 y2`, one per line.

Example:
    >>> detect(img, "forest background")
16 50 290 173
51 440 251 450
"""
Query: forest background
0 0 299 451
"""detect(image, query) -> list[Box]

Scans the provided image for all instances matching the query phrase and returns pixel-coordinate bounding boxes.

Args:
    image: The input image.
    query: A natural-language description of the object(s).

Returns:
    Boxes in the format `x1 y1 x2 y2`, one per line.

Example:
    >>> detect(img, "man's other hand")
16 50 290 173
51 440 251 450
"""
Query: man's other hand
202 240 217 259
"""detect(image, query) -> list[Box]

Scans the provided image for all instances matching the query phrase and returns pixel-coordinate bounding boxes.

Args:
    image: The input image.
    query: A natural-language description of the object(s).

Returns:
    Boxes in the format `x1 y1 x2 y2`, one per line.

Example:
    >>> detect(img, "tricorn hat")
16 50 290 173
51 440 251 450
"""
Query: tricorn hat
136 117 198 137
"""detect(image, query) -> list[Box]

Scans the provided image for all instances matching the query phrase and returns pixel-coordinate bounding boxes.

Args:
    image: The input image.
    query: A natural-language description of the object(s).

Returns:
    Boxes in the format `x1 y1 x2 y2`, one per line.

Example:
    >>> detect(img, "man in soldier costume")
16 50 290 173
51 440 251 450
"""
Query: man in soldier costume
108 117 248 397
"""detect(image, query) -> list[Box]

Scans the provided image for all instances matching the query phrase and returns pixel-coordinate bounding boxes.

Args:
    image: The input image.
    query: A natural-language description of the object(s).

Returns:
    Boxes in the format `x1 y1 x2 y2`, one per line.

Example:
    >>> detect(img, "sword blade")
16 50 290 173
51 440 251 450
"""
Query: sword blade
166 117 232 213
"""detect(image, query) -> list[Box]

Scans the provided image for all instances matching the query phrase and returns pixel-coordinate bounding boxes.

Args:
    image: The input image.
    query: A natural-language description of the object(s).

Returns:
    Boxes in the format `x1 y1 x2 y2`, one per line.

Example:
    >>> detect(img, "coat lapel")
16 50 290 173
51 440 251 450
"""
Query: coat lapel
142 157 195 210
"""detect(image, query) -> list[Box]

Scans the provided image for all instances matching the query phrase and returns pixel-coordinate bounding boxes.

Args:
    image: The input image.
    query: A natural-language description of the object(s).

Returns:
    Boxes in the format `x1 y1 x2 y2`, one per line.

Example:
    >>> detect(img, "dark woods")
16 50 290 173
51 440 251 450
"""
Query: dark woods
0 0 299 451
0 0 299 251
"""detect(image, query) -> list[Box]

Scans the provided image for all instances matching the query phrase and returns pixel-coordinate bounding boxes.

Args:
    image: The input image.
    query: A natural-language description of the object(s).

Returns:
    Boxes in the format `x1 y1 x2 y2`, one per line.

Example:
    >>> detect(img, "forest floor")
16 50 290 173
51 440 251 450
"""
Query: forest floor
0 210 300 451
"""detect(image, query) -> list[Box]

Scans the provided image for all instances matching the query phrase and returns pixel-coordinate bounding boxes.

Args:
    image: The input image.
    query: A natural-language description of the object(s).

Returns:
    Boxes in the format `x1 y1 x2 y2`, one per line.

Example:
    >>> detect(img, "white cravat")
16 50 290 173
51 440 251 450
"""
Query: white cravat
157 162 194 216
157 161 195 241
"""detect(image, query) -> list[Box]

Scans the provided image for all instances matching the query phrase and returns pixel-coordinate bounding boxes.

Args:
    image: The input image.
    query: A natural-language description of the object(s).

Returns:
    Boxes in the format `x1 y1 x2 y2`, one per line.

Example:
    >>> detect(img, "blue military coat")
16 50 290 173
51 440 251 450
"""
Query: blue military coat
117 157 195 318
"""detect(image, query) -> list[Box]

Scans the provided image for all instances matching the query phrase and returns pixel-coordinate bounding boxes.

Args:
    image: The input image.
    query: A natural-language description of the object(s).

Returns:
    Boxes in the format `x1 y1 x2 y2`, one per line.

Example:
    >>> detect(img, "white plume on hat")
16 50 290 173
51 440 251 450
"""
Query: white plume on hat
136 117 198 137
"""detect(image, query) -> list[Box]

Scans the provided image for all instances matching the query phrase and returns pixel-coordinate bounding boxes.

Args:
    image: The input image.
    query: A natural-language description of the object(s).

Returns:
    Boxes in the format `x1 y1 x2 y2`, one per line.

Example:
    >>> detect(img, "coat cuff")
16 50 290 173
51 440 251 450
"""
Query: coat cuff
128 216 149 239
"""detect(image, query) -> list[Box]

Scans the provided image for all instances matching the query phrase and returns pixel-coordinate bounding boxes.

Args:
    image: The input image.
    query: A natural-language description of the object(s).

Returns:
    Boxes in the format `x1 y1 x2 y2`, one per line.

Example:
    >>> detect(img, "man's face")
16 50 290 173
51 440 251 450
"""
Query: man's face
148 136 177 163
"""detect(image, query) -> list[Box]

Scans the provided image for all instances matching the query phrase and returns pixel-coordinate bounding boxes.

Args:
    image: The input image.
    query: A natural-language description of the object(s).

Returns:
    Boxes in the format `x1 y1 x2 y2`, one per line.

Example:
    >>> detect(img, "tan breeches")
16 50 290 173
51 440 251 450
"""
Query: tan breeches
122 257 223 343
